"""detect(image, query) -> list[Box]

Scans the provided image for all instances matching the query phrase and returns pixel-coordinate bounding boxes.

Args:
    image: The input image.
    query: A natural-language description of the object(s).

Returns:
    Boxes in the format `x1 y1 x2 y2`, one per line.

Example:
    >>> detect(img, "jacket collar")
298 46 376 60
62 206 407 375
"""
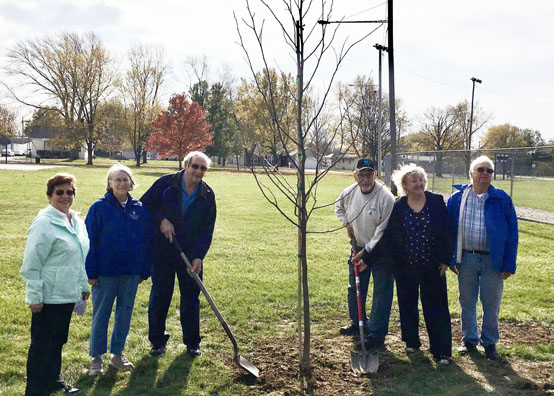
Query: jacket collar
103 191 139 206
453 183 501 198
42 206 79 234
170 169 210 198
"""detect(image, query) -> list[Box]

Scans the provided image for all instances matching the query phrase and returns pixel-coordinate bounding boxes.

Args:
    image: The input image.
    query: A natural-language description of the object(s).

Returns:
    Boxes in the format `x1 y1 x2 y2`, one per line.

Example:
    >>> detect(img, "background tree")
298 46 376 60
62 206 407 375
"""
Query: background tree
451 100 490 172
236 0 379 386
481 123 543 149
0 105 18 137
94 99 130 157
121 44 167 167
24 107 64 134
234 69 297 166
5 31 115 164
414 106 464 176
148 93 212 169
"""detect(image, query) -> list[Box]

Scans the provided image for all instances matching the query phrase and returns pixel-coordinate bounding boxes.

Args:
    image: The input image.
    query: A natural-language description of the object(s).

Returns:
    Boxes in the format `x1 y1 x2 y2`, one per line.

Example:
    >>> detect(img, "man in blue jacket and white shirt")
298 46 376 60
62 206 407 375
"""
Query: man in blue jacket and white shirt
447 155 518 360
141 151 216 358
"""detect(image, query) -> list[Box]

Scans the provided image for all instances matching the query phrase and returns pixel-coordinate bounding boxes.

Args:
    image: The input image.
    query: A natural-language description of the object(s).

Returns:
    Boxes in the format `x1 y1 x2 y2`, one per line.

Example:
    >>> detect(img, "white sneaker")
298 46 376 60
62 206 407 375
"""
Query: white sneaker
109 353 134 371
88 356 104 376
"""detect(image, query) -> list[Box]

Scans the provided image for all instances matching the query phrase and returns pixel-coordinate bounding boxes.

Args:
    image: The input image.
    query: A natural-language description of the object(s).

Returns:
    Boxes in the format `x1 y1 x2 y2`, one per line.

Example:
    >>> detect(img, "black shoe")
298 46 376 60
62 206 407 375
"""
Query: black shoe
364 336 385 349
149 344 167 357
484 344 500 360
339 323 359 336
51 381 81 395
457 342 478 354
186 345 202 357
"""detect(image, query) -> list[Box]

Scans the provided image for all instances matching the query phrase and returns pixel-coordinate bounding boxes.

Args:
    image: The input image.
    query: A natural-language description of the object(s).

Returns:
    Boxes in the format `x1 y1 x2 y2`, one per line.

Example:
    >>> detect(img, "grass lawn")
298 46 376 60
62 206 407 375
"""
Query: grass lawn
0 162 553 395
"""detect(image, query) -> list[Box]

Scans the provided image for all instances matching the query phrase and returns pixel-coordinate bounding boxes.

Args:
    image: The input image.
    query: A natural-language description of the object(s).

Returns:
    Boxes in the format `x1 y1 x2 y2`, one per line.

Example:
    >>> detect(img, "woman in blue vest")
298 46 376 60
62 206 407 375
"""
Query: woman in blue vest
85 164 151 375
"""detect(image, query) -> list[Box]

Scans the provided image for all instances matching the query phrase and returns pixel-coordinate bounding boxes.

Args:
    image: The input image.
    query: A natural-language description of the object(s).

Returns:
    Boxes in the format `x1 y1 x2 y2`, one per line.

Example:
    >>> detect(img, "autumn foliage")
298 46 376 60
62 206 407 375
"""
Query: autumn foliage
148 93 212 167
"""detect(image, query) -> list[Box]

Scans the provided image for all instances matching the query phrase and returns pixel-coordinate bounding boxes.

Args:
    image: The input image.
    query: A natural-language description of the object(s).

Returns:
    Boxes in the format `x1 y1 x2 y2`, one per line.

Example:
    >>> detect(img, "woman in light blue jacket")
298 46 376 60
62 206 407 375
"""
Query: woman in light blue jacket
20 173 90 396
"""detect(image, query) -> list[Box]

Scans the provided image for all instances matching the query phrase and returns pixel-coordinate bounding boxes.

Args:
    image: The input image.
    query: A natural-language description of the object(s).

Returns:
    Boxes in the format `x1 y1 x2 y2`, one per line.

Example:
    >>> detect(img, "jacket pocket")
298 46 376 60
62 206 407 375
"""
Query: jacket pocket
50 266 79 301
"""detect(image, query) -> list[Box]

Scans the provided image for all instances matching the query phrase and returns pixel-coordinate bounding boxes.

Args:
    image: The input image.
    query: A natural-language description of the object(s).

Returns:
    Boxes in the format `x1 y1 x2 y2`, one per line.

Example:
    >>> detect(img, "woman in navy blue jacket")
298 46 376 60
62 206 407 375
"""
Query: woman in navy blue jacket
384 164 455 364
85 164 151 375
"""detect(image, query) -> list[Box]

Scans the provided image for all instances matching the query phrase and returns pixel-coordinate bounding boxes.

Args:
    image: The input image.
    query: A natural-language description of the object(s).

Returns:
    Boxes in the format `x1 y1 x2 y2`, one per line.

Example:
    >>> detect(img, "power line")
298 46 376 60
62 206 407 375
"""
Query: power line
346 1 388 20
395 62 467 87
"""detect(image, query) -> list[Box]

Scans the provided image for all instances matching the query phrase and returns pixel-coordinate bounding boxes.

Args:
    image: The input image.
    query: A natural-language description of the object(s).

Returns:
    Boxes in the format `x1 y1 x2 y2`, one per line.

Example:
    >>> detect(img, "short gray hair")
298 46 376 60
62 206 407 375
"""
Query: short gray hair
469 155 494 177
184 151 212 168
106 163 136 192
392 163 428 196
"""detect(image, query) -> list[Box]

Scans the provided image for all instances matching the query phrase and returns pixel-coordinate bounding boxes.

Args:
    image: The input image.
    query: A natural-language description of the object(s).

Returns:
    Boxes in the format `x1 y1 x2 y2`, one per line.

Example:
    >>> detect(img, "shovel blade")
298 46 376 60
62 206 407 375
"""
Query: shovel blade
351 351 379 374
235 354 260 378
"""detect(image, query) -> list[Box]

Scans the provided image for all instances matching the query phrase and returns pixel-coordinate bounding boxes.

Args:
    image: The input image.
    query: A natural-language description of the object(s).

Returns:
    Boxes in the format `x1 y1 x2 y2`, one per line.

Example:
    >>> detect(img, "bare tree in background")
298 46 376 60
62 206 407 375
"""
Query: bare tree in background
236 0 380 387
121 44 167 167
5 32 115 164
0 105 18 137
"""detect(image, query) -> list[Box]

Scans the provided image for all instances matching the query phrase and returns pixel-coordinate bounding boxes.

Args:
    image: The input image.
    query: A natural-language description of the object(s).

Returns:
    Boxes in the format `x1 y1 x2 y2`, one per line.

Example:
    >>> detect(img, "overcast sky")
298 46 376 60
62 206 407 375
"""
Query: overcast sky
1 0 553 142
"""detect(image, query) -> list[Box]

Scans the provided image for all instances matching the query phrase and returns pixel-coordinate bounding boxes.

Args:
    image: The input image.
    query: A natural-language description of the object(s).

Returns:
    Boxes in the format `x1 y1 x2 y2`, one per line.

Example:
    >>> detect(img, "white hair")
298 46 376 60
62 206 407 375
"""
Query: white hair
469 155 494 177
106 163 136 191
184 151 212 168
392 163 428 196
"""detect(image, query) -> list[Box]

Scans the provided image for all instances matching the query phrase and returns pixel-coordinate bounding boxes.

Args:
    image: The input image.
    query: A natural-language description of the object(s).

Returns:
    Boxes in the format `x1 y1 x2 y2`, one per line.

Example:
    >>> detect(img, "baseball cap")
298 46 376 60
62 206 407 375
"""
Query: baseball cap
356 158 375 171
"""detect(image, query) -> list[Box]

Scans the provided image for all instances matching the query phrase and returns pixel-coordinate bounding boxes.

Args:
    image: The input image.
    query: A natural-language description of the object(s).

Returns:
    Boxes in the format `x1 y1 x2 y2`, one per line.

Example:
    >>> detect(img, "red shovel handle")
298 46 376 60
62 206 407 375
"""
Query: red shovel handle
352 248 364 326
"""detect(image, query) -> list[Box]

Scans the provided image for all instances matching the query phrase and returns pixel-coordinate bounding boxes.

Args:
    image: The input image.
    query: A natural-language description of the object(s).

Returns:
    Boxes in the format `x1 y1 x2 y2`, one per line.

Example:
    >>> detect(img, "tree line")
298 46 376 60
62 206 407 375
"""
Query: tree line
0 30 550 169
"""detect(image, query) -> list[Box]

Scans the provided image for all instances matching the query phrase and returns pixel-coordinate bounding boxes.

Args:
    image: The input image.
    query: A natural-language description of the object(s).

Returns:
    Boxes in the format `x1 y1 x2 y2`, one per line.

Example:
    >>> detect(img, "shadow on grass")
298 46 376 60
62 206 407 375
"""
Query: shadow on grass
370 348 489 396
469 350 546 395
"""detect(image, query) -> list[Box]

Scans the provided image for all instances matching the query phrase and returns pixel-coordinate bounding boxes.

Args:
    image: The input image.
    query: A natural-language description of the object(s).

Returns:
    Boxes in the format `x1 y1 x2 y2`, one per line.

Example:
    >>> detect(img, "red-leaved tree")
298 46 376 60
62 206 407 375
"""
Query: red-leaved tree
148 93 212 169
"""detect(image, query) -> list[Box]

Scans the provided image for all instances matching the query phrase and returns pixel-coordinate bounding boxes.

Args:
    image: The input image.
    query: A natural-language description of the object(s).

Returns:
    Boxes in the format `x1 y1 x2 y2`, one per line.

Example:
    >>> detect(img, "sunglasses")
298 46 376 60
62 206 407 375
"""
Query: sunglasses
191 163 208 171
54 189 75 196
476 167 494 174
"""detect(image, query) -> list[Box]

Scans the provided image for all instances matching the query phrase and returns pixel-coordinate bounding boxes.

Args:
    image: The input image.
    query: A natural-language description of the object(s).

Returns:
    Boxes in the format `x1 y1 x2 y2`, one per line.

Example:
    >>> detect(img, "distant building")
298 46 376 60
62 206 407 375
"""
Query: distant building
27 126 89 159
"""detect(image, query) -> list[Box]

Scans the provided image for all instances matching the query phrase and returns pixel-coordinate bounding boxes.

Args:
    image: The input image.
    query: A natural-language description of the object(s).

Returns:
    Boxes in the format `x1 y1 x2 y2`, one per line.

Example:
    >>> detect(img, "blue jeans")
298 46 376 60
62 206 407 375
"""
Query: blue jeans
89 275 140 357
458 252 504 347
347 250 394 341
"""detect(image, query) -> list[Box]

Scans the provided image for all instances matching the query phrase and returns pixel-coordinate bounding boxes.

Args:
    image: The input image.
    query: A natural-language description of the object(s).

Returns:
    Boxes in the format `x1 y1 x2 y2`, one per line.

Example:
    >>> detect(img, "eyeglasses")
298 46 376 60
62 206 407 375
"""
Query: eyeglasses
111 178 131 184
191 164 208 171
54 189 75 196
476 167 494 174
357 172 374 179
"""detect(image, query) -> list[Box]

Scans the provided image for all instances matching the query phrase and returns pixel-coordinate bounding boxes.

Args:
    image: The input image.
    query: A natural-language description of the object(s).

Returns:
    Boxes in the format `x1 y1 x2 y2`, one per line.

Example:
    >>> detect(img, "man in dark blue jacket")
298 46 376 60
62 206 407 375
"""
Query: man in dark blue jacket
447 155 518 361
141 151 216 358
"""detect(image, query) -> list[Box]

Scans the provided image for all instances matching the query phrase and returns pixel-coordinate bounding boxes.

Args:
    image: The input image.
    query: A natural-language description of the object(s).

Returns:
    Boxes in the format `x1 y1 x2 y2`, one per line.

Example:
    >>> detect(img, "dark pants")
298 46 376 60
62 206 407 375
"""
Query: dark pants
148 259 202 348
347 249 394 341
395 265 452 359
25 303 74 396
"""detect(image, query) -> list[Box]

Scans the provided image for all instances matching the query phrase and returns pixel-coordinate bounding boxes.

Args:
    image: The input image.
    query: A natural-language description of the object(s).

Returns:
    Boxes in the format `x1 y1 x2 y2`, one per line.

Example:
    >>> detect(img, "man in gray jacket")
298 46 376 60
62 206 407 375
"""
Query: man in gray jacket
335 158 395 348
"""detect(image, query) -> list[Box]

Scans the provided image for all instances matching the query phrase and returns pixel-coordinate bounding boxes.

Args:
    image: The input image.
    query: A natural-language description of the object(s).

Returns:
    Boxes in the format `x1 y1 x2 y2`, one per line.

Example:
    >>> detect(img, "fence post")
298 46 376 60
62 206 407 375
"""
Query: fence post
451 154 455 194
432 152 436 191
510 148 515 197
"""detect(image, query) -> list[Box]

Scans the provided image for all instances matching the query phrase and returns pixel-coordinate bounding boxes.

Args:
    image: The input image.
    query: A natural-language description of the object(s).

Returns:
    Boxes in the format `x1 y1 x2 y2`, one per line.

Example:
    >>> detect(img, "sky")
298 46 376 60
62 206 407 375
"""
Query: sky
1 0 553 142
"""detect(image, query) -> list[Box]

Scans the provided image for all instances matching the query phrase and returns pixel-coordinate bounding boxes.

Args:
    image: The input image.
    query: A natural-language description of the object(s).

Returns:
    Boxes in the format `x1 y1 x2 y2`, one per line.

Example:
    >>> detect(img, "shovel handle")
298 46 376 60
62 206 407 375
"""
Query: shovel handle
352 247 369 357
173 239 239 354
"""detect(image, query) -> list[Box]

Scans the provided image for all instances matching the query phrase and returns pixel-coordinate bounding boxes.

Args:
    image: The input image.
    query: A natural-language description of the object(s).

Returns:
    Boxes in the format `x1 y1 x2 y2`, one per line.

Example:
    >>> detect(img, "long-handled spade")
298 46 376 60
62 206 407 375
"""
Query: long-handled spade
350 239 379 374
173 239 259 378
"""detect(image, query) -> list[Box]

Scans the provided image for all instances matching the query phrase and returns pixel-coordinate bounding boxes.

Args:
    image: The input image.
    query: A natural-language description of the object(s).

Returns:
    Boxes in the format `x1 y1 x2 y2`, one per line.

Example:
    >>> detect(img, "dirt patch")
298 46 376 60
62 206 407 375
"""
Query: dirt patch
236 318 554 395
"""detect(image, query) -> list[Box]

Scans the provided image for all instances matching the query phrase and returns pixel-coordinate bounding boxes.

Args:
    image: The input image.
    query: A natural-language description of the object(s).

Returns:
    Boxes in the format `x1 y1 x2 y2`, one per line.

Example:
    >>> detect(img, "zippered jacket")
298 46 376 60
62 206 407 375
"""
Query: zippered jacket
140 171 216 263
447 184 518 273
20 206 90 305
85 191 152 280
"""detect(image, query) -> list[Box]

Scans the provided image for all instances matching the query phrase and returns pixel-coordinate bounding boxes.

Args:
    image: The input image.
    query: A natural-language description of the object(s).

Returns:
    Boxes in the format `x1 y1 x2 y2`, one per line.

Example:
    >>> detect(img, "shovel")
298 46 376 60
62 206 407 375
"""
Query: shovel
173 239 259 378
349 238 379 374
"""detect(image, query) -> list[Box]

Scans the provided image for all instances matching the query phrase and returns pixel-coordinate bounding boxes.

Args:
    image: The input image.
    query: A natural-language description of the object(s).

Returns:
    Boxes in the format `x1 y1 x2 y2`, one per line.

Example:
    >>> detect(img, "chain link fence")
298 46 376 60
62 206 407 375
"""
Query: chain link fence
384 146 554 213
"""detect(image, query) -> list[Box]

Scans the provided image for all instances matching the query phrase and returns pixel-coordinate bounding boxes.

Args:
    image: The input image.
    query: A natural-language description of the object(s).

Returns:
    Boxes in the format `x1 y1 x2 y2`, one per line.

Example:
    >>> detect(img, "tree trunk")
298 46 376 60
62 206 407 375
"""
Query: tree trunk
86 141 94 165
142 150 147 164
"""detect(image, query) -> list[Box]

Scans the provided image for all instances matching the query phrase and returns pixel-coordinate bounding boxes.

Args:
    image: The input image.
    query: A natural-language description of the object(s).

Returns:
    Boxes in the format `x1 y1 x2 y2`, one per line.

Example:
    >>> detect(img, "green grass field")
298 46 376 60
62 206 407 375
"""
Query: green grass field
0 162 553 395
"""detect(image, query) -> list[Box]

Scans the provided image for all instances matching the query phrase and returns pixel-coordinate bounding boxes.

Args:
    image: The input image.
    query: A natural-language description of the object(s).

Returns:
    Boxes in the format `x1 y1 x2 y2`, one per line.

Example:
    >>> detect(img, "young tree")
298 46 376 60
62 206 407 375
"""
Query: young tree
94 99 130 157
148 93 212 169
121 44 167 167
5 32 115 164
236 0 379 386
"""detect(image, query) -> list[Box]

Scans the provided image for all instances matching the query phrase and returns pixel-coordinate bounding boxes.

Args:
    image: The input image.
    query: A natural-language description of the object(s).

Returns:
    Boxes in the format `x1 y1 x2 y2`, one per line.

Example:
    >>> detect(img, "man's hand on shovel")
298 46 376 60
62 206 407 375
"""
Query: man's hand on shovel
350 238 368 272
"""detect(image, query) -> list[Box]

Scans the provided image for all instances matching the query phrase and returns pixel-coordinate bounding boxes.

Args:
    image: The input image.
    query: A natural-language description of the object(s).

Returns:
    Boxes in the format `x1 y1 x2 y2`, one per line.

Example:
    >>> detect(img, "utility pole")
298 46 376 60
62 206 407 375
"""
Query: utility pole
388 0 397 193
374 44 387 178
469 77 482 156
